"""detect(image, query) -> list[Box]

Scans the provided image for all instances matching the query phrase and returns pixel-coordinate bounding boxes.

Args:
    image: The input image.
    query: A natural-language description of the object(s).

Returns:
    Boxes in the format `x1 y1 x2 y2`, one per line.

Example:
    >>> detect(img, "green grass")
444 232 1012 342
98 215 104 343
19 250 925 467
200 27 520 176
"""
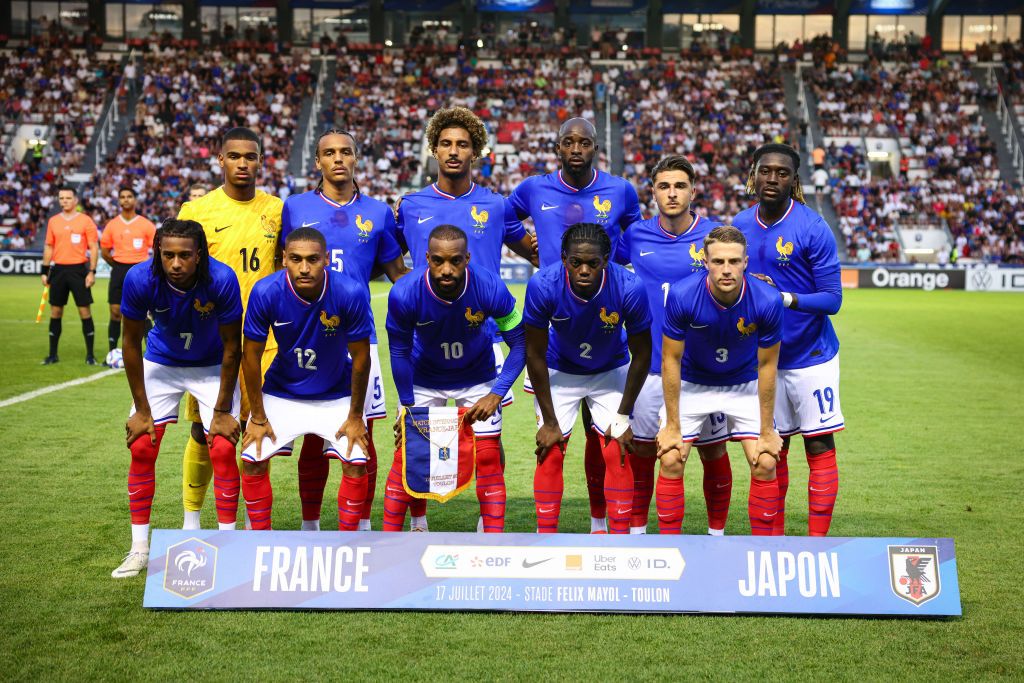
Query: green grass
1 275 1023 680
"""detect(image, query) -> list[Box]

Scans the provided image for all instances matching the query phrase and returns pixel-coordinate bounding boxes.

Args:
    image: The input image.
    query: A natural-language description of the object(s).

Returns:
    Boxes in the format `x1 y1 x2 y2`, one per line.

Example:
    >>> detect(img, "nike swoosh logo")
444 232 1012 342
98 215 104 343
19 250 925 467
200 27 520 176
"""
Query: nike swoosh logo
187 483 203 488
640 250 654 256
369 401 385 411
540 203 558 211
346 500 360 507
690 323 709 329
522 558 552 568
809 486 829 492
710 426 725 435
128 489 143 496
155 307 170 313
224 492 238 498
763 512 778 518
716 483 729 489
215 225 232 233
416 321 435 326
273 321 293 327
485 490 501 497
552 316 570 321
418 216 434 224
616 508 630 515
538 507 555 514
819 415 835 423
386 487 404 494
301 221 319 228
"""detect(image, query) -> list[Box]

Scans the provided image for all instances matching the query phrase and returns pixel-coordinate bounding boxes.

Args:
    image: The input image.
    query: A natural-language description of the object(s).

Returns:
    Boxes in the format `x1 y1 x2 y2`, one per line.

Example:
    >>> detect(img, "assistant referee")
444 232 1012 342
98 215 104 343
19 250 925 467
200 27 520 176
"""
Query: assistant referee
99 186 155 357
41 186 100 365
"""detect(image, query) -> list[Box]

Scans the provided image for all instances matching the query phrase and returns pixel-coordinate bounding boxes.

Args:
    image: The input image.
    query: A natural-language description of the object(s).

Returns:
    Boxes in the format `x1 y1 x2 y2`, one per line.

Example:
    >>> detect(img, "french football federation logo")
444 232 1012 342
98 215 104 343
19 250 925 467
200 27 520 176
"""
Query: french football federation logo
593 195 612 221
599 306 620 331
736 317 757 337
193 299 214 319
465 307 485 328
888 545 941 606
776 236 794 264
164 538 218 599
261 213 277 240
470 205 489 233
320 310 340 335
689 242 706 268
356 214 373 240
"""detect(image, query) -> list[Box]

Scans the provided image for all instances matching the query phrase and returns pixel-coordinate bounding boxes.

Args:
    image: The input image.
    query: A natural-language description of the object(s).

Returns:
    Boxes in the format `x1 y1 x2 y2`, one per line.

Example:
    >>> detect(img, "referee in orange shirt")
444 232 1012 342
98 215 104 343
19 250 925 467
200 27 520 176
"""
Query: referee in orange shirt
99 186 156 355
41 186 100 365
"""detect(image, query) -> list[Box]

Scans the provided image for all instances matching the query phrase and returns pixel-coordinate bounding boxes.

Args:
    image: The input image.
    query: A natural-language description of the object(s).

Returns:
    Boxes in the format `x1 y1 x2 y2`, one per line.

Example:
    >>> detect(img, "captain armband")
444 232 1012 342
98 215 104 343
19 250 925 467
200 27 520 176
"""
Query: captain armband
495 307 523 332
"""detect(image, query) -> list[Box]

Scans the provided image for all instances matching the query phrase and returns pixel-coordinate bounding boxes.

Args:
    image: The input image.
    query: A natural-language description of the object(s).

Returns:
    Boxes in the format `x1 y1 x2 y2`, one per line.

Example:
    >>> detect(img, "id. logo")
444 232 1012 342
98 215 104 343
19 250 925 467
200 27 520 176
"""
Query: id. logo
888 545 940 606
164 537 217 599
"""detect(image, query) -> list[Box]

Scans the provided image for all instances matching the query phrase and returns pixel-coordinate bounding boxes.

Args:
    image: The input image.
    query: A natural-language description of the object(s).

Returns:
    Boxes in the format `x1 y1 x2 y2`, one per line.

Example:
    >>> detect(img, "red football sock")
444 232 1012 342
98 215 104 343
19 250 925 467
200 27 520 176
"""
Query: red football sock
297 435 329 523
475 437 505 533
360 423 378 522
583 430 606 519
382 449 413 531
702 453 732 533
655 474 685 534
748 477 780 536
338 473 368 531
241 471 273 530
629 452 656 529
534 443 565 533
208 435 240 525
408 493 427 519
127 426 165 525
773 447 789 535
600 433 633 534
807 448 839 536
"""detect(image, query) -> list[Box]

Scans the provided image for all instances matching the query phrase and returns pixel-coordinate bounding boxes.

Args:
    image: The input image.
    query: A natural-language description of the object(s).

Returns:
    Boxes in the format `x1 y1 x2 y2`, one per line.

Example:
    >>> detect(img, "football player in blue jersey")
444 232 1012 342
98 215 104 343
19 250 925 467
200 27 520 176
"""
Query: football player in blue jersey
383 224 527 533
732 144 844 536
511 117 643 533
618 155 735 536
525 223 651 534
240 227 374 531
656 226 784 535
112 219 243 578
281 129 411 532
395 106 537 531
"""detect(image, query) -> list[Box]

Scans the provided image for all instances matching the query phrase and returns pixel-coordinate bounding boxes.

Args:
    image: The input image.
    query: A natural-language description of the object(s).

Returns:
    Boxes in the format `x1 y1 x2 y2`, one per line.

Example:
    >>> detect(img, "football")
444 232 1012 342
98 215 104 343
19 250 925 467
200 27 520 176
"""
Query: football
105 348 124 369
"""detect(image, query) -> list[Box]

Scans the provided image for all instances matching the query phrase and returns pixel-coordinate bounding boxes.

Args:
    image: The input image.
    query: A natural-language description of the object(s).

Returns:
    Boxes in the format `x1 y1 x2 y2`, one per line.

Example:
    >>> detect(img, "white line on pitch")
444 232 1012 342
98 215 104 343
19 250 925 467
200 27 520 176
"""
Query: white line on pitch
0 369 120 409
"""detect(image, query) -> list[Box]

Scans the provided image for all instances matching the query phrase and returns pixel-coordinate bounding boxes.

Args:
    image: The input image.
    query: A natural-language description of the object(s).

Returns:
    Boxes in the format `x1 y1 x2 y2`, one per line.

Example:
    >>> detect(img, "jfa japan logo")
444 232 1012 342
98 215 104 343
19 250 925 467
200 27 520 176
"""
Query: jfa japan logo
164 537 218 599
888 545 940 606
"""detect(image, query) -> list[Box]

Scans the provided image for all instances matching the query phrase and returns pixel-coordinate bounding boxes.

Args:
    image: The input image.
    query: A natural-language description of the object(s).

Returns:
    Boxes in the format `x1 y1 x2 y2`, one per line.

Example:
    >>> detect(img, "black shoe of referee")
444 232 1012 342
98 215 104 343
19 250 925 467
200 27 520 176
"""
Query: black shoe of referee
85 356 98 366
42 355 59 365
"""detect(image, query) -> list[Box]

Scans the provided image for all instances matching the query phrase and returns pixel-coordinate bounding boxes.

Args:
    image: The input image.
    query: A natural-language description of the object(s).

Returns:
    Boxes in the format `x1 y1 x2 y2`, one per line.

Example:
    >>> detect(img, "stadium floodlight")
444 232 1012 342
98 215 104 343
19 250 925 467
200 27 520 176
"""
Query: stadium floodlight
477 39 484 48
27 138 47 148
385 40 393 47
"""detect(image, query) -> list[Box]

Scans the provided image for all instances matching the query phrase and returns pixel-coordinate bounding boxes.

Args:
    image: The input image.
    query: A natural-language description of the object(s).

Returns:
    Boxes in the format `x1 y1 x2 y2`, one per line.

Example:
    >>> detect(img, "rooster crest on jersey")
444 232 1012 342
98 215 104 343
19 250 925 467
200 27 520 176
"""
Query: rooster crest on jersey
356 214 373 240
689 242 706 268
465 307 485 328
320 310 340 335
737 317 757 336
193 299 215 318
593 195 612 221
776 236 794 264
260 214 276 240
470 205 489 233
599 306 620 331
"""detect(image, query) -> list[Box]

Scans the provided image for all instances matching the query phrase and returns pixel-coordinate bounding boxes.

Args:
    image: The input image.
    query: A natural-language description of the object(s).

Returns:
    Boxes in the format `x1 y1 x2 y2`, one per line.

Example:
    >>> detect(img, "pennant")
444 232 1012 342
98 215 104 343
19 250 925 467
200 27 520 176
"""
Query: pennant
401 406 476 502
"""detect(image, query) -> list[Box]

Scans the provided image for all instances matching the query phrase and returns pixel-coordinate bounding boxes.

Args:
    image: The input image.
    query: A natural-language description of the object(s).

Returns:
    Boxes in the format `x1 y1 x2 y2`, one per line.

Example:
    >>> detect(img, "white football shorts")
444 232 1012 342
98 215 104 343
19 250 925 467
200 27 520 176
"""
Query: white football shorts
413 380 504 436
661 379 762 443
632 373 733 446
527 365 628 439
363 343 388 422
130 359 240 431
493 342 515 407
775 354 845 437
241 393 367 464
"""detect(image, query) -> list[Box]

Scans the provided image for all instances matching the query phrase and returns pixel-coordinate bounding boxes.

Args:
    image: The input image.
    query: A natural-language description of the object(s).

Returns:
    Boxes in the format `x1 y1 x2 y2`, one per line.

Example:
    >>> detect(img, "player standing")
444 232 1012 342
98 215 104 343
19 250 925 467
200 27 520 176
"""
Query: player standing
239 228 373 530
40 186 100 365
526 223 651 534
510 118 643 533
100 186 156 356
111 220 242 577
656 226 784 535
618 155 734 535
732 143 843 536
382 225 527 533
176 127 283 530
281 129 410 532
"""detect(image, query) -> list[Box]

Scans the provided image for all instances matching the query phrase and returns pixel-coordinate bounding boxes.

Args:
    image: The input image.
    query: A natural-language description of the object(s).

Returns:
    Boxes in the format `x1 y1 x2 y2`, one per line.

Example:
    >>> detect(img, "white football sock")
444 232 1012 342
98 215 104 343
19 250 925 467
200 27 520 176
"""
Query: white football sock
183 510 201 530
131 523 150 551
358 519 371 531
218 522 235 531
301 520 320 531
410 515 428 530
708 527 725 537
590 516 607 533
629 526 647 535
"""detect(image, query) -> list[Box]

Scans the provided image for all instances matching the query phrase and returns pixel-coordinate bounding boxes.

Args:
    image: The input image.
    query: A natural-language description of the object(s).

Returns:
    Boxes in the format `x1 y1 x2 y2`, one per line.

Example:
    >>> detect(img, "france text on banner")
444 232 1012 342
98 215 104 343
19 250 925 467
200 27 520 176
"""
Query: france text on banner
143 530 961 617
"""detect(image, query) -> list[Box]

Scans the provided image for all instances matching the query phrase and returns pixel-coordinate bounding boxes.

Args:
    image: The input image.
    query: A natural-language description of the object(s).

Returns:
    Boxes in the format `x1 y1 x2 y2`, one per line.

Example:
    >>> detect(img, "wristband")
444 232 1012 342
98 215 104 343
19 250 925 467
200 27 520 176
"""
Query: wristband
89 269 97 274
609 413 631 439
249 417 268 426
43 264 51 278
781 292 794 309
213 407 231 414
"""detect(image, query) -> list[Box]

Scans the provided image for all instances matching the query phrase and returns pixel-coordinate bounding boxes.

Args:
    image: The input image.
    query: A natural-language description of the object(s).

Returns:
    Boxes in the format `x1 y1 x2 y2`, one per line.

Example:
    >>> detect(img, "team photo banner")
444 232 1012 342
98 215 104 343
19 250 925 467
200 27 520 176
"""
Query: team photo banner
143 530 961 617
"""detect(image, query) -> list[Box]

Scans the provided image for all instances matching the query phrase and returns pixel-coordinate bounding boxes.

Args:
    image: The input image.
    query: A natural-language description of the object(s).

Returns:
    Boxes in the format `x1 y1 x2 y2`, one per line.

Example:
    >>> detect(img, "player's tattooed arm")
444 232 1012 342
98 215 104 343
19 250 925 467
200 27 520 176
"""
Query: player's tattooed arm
122 316 156 446
209 321 242 445
526 323 564 462
656 336 686 460
241 336 274 459
755 342 783 461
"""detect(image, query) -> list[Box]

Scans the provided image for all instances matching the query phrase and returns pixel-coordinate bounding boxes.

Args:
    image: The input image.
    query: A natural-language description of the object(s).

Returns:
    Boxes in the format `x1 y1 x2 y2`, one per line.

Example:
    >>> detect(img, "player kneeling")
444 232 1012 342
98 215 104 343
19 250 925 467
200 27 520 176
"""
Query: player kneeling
112 220 243 578
526 223 652 534
383 225 526 532
656 227 783 535
240 228 373 530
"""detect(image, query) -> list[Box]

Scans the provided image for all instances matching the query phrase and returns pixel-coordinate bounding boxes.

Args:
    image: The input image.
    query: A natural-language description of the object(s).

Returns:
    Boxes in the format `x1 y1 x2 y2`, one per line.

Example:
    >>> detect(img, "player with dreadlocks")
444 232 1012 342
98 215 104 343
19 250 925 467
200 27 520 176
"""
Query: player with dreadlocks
525 223 652 534
111 219 244 578
280 129 410 531
732 143 844 537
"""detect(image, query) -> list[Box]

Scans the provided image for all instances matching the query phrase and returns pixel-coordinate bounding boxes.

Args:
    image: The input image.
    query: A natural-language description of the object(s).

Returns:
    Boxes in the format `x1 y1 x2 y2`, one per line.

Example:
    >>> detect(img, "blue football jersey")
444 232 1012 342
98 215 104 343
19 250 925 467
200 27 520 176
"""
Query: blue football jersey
396 182 526 273
244 270 374 401
509 170 642 268
280 190 402 344
662 275 783 386
120 257 242 367
523 263 651 375
618 212 721 374
733 199 842 370
386 265 517 390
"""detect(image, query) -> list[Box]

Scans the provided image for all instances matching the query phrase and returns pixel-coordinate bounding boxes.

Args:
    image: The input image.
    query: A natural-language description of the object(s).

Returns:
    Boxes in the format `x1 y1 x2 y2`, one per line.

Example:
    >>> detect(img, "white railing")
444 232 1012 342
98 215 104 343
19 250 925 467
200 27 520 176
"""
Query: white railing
995 87 1024 184
95 48 136 162
300 56 330 174
604 87 612 172
796 62 815 157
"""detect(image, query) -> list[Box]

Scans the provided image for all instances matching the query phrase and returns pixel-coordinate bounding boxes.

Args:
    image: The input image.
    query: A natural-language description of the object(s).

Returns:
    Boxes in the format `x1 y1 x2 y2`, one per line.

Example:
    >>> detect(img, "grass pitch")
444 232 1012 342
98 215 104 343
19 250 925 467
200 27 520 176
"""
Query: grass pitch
0 275 1022 679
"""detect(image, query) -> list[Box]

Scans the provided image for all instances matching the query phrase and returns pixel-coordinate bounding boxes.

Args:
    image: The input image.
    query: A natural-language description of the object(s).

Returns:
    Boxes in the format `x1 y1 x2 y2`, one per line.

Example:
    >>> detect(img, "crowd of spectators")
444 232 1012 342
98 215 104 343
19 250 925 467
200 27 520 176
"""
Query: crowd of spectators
0 163 61 250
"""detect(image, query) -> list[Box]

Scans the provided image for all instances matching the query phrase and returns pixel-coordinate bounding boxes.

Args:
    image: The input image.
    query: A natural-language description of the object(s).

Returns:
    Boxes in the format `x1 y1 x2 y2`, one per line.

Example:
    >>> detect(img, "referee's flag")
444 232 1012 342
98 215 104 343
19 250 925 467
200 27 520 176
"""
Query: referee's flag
401 406 475 502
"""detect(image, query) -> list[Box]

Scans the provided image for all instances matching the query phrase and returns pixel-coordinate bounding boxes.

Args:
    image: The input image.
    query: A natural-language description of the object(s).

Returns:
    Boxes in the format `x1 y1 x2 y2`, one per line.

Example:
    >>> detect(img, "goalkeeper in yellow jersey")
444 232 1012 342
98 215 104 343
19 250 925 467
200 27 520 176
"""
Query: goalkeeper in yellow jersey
176 127 283 529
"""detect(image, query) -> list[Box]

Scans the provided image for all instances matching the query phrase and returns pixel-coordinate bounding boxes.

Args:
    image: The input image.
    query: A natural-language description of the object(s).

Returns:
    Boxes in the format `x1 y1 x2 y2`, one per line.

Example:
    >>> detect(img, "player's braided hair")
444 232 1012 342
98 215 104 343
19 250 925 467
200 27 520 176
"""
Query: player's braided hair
650 155 696 184
745 143 806 204
425 107 488 160
313 129 362 198
561 222 612 258
428 224 468 248
151 219 211 285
